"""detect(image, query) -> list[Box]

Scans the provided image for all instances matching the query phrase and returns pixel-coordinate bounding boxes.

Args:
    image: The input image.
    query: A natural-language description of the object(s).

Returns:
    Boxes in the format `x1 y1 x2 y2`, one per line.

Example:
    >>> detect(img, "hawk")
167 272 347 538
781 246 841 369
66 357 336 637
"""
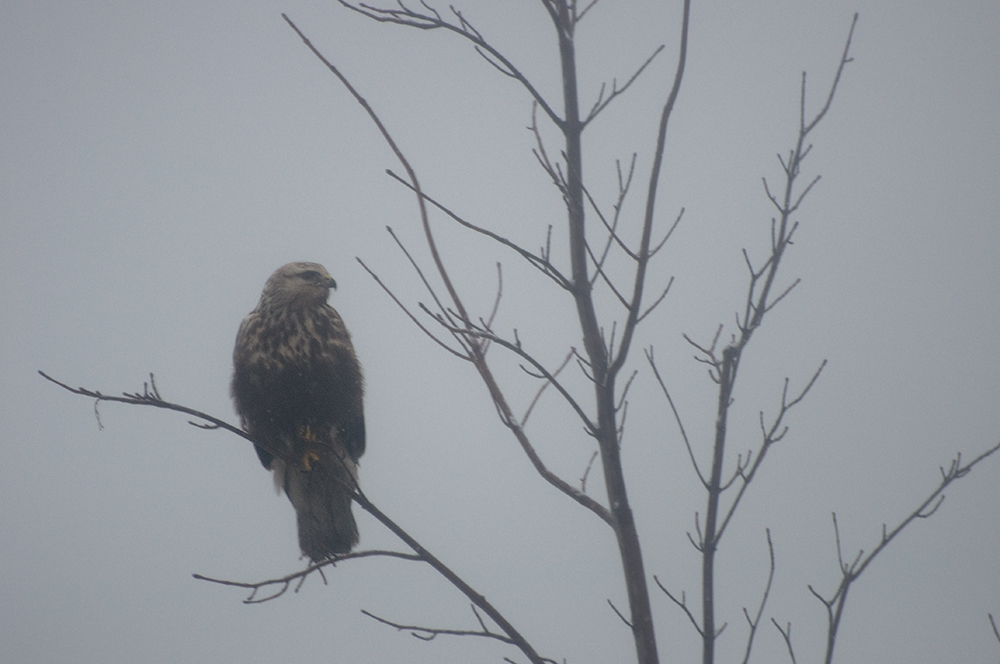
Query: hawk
231 262 365 561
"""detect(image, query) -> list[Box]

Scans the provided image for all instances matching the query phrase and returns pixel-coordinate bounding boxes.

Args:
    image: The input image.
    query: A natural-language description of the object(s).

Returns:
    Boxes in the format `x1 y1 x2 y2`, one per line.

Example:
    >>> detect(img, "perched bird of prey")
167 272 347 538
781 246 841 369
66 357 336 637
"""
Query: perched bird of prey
231 262 365 561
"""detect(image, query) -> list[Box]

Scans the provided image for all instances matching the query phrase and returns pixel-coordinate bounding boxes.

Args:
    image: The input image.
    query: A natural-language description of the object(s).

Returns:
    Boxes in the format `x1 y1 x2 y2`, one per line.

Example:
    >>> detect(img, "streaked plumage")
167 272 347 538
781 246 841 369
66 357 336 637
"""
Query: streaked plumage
231 262 365 560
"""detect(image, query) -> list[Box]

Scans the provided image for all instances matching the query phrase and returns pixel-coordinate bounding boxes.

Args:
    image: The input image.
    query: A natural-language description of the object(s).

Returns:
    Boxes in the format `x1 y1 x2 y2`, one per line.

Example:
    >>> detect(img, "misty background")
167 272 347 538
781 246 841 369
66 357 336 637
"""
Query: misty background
2 1 999 663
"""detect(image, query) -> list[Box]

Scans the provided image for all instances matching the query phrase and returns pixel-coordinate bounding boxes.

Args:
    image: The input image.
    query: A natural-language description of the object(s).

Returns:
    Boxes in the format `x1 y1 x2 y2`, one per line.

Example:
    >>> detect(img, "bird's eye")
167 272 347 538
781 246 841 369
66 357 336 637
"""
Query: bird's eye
300 270 321 281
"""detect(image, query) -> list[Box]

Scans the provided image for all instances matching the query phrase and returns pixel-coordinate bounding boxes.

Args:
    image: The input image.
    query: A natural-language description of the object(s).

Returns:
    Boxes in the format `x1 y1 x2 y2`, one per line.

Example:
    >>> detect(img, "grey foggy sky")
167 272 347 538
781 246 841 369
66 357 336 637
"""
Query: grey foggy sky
2 1 999 663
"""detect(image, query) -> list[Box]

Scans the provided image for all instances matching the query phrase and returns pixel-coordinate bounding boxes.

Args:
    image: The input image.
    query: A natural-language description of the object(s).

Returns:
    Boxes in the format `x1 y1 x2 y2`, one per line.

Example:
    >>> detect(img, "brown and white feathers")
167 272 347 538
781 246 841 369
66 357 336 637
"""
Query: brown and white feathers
231 262 365 561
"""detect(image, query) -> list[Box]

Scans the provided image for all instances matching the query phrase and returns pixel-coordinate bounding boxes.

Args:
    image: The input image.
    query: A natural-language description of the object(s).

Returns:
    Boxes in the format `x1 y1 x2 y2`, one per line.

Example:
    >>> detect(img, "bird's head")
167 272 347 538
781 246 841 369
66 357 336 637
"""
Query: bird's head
258 261 337 310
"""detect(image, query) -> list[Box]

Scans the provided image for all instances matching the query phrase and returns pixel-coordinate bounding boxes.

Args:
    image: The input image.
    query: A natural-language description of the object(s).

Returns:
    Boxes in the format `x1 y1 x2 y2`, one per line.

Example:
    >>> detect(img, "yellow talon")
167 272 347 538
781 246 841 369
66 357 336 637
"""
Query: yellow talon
297 424 318 443
301 450 320 471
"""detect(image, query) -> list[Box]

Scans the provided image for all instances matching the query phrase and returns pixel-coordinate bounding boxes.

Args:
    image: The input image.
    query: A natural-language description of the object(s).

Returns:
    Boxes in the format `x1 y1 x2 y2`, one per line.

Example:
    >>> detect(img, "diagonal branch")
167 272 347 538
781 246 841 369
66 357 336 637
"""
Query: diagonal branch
359 604 560 660
41 366 550 664
351 485 549 664
356 257 471 361
607 0 690 378
434 316 595 436
653 576 704 637
809 440 1000 664
645 347 706 487
802 13 858 136
715 361 827 541
283 14 470 340
740 529 776 664
584 45 666 126
286 12 612 532
521 349 575 427
37 371 293 462
771 619 799 664
194 550 421 603
385 169 572 291
384 225 460 329
337 1 564 128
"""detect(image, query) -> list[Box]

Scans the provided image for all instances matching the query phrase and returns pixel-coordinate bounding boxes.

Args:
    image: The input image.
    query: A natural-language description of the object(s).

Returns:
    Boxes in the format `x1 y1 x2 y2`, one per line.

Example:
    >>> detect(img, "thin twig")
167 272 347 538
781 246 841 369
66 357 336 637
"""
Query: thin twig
360 607 548 651
350 485 549 664
653 576 704 637
193 550 421 603
356 257 469 360
607 0 690 378
385 170 572 291
336 1 564 128
810 440 1000 664
584 45 667 126
521 349 575 427
645 347 706 486
741 529 776 664
771 619 798 664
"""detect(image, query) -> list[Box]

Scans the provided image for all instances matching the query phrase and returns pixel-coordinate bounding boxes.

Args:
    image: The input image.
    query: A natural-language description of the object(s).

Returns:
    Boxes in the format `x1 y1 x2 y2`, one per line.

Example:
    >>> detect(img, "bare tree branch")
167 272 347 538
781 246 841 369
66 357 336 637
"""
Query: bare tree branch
359 604 561 660
37 370 290 460
438 319 596 435
802 13 857 136
530 101 568 193
606 0 690 379
40 366 551 664
653 577 704 637
285 10 612 532
521 349 575 427
385 169 573 291
574 0 602 24
810 440 1000 664
771 619 799 664
587 155 639 265
337 1 564 128
580 449 599 493
350 485 551 664
607 598 634 629
356 257 471 362
645 347 706 487
384 225 460 330
689 15 858 663
193 550 421 603
637 276 674 324
715 361 827 542
583 44 666 126
740 529 776 664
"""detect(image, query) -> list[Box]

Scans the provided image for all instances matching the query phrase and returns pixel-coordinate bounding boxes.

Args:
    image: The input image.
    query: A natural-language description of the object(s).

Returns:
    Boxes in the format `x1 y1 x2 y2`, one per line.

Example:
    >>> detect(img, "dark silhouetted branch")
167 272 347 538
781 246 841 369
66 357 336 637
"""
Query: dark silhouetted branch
678 15 857 664
607 0 690 380
740 529 776 664
356 257 470 361
645 346 705 486
193 550 421 603
41 368 549 664
337 1 563 128
360 604 560 660
809 440 1000 664
653 576 703 638
584 45 666 126
521 349 575 427
37 371 295 465
771 619 798 664
715 361 827 541
352 486 550 664
385 169 572 291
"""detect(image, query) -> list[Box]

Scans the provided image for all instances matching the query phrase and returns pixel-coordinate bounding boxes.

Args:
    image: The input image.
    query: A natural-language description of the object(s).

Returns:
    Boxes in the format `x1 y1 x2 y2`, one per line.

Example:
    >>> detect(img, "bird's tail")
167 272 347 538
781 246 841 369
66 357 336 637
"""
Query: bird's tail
272 449 359 561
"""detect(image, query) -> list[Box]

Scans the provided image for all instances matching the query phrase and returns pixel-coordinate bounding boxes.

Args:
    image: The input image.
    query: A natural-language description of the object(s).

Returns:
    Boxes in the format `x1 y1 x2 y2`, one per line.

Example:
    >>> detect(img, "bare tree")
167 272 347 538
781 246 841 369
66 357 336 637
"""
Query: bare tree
42 3 999 664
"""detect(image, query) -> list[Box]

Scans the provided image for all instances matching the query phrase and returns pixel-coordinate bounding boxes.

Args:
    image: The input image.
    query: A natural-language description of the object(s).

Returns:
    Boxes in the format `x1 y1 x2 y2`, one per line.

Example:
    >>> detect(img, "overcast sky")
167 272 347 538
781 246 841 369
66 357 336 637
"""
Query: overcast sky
2 1 999 663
